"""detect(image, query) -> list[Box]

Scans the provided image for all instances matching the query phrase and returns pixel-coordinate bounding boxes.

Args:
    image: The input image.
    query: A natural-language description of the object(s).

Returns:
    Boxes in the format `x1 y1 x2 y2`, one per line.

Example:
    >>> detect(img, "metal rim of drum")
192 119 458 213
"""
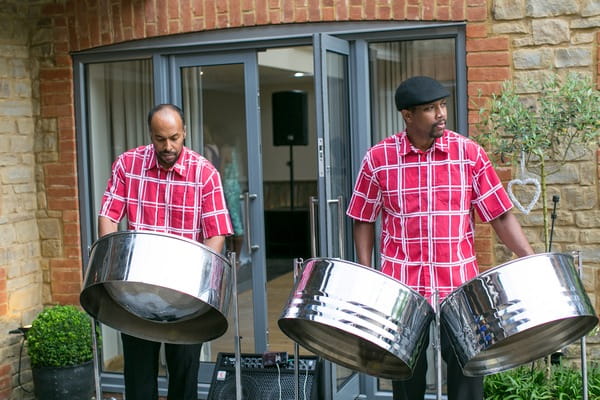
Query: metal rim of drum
440 252 598 376
80 231 233 344
278 258 434 379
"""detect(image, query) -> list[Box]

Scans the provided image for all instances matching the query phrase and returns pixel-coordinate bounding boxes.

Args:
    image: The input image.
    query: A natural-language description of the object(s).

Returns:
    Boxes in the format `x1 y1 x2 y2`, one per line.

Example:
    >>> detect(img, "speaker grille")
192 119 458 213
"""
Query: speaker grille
207 353 320 400
272 91 309 146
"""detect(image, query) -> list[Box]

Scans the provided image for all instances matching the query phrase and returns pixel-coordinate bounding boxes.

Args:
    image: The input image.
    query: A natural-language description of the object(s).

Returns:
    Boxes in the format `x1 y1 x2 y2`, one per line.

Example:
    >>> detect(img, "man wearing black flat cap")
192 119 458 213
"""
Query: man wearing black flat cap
347 76 534 400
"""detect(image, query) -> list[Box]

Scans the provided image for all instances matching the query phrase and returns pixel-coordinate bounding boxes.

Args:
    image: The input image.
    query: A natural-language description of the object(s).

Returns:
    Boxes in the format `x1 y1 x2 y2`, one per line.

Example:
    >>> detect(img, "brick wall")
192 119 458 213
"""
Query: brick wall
0 0 598 398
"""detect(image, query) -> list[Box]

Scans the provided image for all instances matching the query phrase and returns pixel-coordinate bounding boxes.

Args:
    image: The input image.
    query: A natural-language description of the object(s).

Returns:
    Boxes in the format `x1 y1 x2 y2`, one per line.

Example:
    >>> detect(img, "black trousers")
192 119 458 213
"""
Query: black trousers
392 329 483 400
121 333 202 400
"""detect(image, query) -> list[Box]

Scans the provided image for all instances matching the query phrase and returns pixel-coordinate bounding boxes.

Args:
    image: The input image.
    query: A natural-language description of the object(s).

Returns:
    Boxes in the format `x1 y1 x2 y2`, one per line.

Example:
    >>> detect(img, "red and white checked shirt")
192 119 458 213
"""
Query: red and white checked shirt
99 144 233 242
346 130 513 301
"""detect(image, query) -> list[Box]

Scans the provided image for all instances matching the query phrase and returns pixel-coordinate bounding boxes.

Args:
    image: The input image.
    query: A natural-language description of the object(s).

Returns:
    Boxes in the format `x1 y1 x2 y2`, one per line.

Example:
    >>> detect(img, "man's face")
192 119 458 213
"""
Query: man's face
405 98 448 139
149 109 186 169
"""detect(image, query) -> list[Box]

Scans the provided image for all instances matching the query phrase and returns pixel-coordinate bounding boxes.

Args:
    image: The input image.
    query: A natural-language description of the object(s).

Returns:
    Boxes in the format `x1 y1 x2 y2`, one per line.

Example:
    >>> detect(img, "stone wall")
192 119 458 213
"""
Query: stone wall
472 0 600 365
0 1 49 398
0 0 598 398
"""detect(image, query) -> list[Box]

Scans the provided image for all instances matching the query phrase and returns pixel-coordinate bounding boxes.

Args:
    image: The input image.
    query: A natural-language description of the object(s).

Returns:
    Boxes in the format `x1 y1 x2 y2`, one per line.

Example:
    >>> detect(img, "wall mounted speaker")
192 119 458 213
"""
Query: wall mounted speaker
207 353 321 400
272 90 308 146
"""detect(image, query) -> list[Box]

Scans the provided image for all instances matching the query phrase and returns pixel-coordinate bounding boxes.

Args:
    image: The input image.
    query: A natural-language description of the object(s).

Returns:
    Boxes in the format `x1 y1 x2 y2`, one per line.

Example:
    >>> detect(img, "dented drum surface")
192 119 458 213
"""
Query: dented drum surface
80 231 232 344
441 252 598 376
278 258 434 379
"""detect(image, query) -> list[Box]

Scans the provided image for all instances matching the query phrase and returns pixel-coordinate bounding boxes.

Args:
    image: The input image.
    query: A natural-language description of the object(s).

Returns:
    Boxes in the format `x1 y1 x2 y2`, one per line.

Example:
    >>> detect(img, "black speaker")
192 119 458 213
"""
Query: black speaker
272 91 308 146
207 353 321 400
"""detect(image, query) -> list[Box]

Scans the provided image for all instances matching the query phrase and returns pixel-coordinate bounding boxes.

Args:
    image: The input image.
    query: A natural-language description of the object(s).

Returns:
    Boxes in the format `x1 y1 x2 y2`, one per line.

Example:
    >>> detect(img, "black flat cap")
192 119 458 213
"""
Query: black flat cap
394 76 450 111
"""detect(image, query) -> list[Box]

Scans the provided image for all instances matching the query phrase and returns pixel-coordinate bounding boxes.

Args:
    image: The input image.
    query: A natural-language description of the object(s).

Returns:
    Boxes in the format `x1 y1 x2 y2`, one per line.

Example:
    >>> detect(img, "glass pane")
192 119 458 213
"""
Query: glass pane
325 50 356 390
181 64 255 361
325 51 352 261
369 38 457 145
368 38 456 395
257 47 321 363
85 59 154 374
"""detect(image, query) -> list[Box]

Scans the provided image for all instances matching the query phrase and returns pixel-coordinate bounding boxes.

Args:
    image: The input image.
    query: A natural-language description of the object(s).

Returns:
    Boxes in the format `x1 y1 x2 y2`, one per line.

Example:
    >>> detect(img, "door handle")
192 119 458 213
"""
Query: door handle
241 192 259 252
326 195 346 259
309 196 318 258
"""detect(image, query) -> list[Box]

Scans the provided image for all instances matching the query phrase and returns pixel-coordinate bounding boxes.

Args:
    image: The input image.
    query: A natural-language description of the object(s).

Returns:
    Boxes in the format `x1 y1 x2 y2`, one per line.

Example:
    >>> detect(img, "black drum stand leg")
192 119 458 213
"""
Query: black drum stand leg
229 252 243 400
575 251 589 400
433 291 442 400
293 258 303 400
91 317 102 400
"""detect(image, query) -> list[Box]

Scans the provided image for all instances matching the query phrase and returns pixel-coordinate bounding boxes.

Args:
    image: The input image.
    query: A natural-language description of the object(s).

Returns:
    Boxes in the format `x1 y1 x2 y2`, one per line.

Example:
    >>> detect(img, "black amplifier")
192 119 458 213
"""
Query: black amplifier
207 352 321 400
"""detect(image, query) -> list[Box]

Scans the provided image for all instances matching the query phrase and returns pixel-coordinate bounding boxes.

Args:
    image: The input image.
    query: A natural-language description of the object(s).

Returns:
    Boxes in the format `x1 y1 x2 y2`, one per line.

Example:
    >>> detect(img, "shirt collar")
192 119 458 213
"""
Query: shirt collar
144 144 187 176
396 129 450 156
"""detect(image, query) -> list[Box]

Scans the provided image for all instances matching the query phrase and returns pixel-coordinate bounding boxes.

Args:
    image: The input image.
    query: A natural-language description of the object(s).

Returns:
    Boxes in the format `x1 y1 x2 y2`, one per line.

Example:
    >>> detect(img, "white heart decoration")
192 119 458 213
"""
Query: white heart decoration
507 178 541 215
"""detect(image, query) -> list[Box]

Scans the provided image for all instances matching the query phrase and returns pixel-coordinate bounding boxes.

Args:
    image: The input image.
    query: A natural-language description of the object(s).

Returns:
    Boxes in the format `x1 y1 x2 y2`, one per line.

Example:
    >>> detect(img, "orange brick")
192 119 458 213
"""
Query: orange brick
406 4 419 19
450 0 465 19
336 0 349 19
349 5 362 19
40 68 72 81
157 0 169 34
468 82 503 96
437 5 450 20
467 52 510 67
467 4 487 21
468 67 511 81
423 0 434 19
467 37 509 52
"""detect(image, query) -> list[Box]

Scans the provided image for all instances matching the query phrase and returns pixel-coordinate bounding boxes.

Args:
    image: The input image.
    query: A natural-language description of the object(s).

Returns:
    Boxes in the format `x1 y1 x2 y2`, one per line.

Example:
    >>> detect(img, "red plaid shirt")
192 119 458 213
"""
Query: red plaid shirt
347 130 512 301
99 144 233 242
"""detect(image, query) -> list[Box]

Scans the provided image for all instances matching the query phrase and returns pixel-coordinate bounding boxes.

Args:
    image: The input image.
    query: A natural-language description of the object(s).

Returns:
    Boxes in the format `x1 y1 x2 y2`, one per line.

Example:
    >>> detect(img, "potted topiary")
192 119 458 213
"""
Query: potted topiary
26 304 98 400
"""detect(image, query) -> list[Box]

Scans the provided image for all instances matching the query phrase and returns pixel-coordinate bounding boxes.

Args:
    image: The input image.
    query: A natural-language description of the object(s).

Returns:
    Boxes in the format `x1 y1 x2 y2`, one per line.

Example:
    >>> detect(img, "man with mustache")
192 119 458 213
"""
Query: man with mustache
98 103 233 400
346 76 534 400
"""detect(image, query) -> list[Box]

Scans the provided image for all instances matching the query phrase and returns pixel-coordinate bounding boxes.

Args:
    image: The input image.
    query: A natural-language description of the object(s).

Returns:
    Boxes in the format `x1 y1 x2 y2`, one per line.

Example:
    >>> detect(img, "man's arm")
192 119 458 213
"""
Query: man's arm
204 235 226 254
98 216 118 238
353 220 375 268
489 210 535 258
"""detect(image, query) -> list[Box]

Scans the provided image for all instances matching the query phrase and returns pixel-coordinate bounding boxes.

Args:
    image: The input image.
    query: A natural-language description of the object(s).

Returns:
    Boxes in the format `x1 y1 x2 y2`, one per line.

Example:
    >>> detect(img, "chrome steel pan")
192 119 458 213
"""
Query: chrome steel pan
80 231 232 344
278 258 434 379
441 252 598 376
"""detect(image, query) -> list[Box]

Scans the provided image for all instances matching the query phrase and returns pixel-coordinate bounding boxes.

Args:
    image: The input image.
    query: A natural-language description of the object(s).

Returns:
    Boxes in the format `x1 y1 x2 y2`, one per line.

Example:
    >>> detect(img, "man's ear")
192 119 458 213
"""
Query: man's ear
401 109 412 122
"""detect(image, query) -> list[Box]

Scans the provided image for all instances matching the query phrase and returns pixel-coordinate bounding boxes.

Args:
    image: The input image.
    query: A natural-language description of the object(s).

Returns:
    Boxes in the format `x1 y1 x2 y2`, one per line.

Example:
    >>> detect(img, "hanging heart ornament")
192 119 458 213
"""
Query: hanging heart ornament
507 178 541 215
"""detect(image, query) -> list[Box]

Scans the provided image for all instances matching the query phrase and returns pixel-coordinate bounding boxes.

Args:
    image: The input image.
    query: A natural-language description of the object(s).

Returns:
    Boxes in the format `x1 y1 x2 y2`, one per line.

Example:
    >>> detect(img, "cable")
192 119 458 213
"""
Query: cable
15 333 31 393
303 364 309 400
276 362 282 400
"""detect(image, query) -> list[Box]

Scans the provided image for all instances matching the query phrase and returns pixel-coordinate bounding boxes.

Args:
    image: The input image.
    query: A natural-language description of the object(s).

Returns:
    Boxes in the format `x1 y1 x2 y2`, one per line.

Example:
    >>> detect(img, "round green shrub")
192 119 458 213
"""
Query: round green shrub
27 305 96 368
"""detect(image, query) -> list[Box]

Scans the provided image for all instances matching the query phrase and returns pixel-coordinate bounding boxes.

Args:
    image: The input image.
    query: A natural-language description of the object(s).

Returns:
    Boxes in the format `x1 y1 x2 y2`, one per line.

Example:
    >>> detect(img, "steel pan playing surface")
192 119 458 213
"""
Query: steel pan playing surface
441 252 598 376
80 231 232 344
278 258 434 379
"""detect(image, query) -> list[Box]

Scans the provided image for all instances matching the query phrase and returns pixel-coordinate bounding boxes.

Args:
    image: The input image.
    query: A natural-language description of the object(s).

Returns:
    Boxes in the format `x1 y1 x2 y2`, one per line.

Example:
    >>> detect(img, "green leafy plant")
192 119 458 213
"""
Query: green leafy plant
484 364 600 400
27 305 97 368
475 72 600 250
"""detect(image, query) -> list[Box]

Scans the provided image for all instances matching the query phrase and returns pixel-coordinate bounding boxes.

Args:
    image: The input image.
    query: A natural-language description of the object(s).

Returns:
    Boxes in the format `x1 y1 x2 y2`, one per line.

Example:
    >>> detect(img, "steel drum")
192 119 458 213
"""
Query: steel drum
80 231 232 344
278 258 434 379
441 252 598 376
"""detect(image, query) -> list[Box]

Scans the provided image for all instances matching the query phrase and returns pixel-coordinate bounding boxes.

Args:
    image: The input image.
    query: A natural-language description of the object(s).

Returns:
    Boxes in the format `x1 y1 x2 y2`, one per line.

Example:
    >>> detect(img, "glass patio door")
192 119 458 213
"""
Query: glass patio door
170 52 269 366
313 33 360 400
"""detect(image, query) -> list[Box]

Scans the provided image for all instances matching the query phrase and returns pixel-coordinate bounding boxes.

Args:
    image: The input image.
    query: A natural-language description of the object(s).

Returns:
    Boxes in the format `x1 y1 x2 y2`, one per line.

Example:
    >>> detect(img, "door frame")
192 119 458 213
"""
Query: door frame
167 51 269 381
313 32 362 400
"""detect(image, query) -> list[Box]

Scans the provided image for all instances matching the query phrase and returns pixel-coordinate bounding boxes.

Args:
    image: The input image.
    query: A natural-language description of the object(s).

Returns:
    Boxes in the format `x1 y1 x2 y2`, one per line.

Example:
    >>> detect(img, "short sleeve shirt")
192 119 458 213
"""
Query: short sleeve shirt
99 144 234 242
346 130 512 300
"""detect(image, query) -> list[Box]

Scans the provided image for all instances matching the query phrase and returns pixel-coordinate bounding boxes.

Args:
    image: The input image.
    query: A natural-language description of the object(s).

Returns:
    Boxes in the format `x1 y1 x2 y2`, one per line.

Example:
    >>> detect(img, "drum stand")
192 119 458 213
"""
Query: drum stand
575 251 590 400
292 258 303 400
229 252 243 400
91 317 102 400
432 291 443 400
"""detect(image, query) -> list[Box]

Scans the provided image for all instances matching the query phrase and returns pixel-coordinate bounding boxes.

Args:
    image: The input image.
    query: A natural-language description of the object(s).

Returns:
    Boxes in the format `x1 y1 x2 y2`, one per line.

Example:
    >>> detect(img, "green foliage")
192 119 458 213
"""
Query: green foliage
484 364 600 400
476 72 600 171
27 305 98 368
475 72 600 249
